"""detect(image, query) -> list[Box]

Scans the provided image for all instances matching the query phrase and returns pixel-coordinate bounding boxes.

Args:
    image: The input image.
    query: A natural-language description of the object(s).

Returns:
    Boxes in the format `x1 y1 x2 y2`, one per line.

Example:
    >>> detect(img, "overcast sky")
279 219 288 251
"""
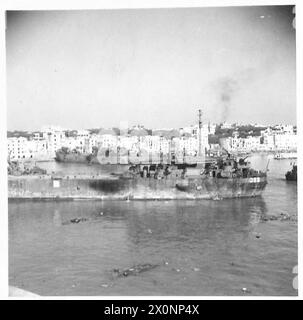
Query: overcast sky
6 6 296 131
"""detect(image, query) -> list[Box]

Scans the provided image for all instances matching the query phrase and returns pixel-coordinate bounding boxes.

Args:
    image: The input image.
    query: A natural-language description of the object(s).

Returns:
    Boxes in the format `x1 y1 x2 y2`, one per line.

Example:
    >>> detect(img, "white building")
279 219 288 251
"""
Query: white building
61 136 86 153
208 123 216 135
159 137 170 154
139 136 160 152
8 137 29 160
41 126 65 156
119 136 139 151
219 135 261 152
274 133 297 150
98 135 118 149
8 137 49 160
261 127 297 151
262 133 275 150
59 130 93 153
244 136 262 151
172 137 198 156
85 134 99 153
273 124 294 134
76 129 90 138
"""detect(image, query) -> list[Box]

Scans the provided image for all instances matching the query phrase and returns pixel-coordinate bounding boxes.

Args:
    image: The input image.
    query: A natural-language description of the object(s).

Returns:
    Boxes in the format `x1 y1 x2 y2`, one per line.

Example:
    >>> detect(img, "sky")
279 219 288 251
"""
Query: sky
6 6 296 131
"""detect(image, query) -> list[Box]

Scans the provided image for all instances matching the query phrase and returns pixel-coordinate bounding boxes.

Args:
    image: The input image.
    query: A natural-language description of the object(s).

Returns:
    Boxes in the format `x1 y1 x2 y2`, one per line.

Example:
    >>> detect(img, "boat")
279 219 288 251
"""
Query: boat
8 153 268 200
174 155 267 197
274 152 297 160
285 164 297 181
8 110 268 200
55 146 99 164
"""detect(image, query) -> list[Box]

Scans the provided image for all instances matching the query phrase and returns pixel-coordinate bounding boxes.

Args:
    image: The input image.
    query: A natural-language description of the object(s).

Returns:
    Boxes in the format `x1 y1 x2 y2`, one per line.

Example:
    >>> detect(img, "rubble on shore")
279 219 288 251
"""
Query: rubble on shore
8 160 46 176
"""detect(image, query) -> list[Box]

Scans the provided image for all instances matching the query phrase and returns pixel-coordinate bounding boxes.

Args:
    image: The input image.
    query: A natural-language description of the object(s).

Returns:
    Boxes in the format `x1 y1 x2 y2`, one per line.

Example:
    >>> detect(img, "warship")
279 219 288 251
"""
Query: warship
8 155 268 200
8 110 268 200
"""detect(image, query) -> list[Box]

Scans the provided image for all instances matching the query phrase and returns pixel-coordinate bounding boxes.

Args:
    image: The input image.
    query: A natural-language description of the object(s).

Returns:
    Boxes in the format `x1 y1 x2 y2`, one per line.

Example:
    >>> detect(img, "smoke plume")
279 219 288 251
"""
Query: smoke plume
216 77 238 122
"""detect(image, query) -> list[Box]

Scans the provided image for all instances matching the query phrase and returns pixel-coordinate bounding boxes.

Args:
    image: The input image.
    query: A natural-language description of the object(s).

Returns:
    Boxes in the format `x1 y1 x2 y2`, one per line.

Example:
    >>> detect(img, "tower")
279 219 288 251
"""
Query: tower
197 109 206 166
198 109 202 157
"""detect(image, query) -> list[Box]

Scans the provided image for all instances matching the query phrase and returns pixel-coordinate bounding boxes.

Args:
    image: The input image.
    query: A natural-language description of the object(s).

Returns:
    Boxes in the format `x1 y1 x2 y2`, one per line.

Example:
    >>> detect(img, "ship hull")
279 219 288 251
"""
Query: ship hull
8 175 267 200
285 173 297 181
55 152 95 164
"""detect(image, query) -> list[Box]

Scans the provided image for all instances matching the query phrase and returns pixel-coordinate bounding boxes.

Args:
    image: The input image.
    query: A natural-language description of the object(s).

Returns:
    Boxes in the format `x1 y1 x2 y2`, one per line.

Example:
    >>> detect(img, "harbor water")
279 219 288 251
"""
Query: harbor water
8 154 297 296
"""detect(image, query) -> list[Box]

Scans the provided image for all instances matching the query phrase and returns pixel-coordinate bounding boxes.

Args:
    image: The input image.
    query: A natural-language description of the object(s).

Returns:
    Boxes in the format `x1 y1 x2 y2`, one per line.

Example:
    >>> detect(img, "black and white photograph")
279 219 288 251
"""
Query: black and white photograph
3 1 300 298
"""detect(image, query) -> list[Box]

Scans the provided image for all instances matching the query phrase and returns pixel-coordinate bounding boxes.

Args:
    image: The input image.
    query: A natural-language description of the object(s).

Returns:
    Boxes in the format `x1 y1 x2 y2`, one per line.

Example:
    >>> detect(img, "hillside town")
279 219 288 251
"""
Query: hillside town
7 122 297 162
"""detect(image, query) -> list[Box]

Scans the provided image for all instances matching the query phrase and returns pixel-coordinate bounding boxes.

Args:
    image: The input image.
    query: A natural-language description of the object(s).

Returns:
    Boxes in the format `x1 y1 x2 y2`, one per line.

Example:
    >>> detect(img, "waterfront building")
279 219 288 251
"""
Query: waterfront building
244 136 262 151
262 132 275 150
208 123 216 135
60 130 94 153
219 135 262 153
172 137 198 156
139 135 161 153
260 126 297 151
60 136 86 153
84 134 99 154
97 128 118 149
179 124 209 152
76 129 90 138
220 129 297 153
8 137 30 160
41 126 65 156
159 136 170 154
119 135 139 151
273 132 297 150
10 119 297 163
7 137 49 161
273 124 294 134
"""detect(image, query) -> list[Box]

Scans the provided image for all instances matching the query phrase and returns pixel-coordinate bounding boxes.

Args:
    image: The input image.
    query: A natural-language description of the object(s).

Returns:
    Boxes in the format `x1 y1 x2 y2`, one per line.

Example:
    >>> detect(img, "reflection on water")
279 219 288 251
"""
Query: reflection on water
9 155 297 296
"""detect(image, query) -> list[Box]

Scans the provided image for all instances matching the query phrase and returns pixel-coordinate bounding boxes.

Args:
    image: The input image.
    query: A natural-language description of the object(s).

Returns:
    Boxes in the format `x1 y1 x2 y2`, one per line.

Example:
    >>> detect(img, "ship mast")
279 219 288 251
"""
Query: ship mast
198 109 202 157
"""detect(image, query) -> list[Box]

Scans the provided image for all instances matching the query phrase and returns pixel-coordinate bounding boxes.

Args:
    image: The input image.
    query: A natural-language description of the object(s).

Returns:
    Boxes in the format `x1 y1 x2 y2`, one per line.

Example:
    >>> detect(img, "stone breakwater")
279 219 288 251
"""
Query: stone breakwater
8 173 267 200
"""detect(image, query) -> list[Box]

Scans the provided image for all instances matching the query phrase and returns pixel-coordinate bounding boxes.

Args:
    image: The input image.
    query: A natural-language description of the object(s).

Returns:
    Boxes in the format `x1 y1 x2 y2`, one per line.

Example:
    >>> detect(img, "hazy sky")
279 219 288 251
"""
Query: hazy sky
6 6 296 131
